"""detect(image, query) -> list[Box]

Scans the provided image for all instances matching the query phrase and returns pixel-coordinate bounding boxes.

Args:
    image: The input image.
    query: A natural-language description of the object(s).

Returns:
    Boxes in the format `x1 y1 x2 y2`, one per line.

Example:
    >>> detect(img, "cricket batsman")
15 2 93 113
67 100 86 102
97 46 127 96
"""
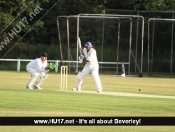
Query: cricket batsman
26 52 49 90
72 42 103 92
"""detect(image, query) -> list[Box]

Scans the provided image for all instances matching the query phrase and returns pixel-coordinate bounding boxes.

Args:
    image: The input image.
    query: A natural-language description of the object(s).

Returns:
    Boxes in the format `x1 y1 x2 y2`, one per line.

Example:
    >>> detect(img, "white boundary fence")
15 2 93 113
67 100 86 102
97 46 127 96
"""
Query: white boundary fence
0 59 129 74
0 59 59 72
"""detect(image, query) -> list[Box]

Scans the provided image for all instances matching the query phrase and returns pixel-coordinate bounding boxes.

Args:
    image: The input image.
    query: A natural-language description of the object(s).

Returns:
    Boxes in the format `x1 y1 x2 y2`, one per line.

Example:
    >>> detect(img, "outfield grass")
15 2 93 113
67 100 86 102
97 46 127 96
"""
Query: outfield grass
0 71 175 132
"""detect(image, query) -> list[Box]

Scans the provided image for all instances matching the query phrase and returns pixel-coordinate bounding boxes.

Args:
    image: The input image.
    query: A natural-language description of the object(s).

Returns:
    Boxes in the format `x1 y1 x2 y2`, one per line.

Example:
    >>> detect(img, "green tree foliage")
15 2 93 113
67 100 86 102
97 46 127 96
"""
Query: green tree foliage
0 0 106 46
1 0 175 59
1 0 175 45
104 0 175 11
0 0 48 38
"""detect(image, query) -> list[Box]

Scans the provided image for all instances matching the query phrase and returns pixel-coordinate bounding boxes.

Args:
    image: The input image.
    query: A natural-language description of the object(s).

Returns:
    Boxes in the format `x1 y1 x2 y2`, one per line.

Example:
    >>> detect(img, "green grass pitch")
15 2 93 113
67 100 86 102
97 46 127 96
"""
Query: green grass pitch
0 71 175 132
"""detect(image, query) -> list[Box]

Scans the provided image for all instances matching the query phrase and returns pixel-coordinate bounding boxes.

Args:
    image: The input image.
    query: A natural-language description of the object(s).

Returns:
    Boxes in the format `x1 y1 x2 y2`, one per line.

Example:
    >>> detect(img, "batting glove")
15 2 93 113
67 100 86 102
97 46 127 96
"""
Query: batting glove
78 56 84 64
79 55 84 60
78 59 83 64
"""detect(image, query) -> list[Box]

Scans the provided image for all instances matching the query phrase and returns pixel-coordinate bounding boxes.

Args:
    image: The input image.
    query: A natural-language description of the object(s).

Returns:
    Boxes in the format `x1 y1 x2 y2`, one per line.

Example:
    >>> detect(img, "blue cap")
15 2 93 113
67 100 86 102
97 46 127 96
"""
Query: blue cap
85 42 93 47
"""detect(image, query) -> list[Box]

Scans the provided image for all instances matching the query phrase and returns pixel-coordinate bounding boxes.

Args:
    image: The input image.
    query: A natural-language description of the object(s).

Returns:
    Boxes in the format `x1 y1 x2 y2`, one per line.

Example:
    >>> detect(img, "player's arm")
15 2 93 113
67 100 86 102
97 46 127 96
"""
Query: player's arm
83 60 90 63
35 61 48 72
78 48 86 64
84 50 96 64
78 55 85 64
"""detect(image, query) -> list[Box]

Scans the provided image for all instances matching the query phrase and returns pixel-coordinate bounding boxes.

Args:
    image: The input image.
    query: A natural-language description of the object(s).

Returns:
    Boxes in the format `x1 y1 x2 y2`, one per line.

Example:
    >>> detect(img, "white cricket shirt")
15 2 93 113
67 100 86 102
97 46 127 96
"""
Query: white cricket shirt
83 48 98 66
27 58 47 72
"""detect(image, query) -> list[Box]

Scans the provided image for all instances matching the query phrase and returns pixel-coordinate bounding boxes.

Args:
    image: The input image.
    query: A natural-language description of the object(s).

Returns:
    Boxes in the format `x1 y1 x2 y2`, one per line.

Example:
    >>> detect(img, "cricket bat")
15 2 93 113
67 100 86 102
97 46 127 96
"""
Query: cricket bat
77 37 83 55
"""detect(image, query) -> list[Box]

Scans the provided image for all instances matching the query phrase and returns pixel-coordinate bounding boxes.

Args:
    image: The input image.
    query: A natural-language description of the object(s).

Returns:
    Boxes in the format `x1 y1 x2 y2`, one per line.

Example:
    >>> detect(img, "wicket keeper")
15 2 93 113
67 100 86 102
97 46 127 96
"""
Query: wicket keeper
26 52 49 90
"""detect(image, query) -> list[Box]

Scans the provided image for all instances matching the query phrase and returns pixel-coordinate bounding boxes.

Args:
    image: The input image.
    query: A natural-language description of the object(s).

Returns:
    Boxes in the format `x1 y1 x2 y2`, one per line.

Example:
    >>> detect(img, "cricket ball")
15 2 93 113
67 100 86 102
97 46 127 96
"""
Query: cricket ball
139 89 141 91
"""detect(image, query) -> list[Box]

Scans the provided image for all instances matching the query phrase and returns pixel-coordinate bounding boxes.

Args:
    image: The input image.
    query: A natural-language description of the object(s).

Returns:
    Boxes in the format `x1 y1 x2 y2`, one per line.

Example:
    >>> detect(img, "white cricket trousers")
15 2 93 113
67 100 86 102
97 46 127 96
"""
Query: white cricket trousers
76 64 102 91
26 66 46 87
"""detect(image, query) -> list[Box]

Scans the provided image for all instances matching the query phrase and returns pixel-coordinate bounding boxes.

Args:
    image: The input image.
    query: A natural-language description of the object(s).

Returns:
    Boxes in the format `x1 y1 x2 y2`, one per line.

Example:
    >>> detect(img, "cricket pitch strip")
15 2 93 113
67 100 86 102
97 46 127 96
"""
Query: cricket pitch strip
59 90 175 99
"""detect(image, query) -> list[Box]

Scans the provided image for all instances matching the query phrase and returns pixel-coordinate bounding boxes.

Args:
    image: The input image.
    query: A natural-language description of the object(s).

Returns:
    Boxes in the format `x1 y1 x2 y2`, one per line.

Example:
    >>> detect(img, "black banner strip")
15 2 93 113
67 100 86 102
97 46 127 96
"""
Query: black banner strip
0 117 174 126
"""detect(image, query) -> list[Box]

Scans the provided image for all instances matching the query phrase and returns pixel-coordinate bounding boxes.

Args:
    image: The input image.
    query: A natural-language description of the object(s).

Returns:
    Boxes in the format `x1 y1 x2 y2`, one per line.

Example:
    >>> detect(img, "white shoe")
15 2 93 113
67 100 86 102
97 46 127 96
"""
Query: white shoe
26 85 33 90
121 73 125 77
72 87 78 91
33 85 42 90
97 90 102 93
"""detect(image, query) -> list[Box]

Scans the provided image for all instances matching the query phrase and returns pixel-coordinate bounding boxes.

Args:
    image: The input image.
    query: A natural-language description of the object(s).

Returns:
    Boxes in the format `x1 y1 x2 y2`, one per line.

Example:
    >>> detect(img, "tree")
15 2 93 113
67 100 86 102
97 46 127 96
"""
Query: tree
0 0 49 43
1 0 175 47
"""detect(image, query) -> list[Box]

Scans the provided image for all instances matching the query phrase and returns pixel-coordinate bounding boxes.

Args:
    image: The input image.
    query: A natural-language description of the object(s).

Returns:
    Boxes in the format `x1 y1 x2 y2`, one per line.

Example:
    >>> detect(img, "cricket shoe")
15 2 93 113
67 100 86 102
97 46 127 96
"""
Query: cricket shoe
72 87 80 91
33 85 42 90
97 90 102 93
26 85 33 90
121 73 125 77
72 87 78 91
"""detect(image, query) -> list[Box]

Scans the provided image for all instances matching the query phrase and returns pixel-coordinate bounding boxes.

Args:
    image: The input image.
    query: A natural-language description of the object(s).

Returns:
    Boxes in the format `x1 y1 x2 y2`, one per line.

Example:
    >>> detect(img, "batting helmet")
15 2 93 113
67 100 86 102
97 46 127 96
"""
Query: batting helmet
85 42 93 47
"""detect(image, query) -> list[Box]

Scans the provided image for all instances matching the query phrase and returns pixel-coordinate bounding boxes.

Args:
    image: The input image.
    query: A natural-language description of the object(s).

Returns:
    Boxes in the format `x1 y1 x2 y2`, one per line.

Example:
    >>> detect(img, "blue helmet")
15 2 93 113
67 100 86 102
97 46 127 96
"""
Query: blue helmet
85 42 93 47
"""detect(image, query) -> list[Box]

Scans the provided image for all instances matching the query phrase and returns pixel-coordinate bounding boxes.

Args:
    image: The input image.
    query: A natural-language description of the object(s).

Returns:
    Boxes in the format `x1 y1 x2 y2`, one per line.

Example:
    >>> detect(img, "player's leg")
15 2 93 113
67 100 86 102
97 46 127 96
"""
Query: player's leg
72 71 84 91
34 72 49 90
91 67 102 92
72 65 90 91
26 67 40 89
